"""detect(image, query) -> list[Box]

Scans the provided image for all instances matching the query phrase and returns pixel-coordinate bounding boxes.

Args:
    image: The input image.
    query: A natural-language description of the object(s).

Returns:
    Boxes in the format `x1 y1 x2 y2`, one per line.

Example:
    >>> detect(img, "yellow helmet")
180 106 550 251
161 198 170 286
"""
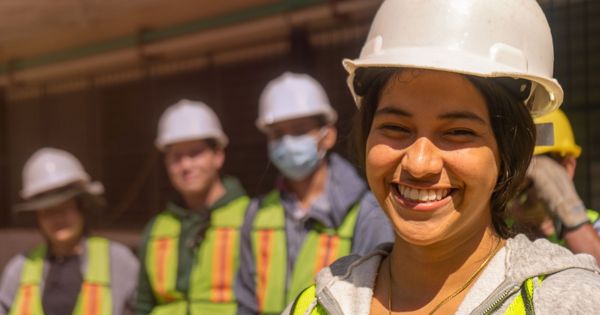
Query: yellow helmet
534 109 581 157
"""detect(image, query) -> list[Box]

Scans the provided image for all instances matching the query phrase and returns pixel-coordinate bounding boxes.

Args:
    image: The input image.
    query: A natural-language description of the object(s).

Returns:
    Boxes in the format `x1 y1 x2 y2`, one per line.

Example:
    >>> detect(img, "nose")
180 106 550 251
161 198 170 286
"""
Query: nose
400 137 443 180
179 154 194 169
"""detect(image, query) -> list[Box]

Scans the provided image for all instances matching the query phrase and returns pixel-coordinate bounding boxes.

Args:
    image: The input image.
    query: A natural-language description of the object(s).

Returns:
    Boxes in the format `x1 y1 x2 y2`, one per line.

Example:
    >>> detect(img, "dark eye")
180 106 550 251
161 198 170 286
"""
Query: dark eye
380 124 410 133
446 129 476 136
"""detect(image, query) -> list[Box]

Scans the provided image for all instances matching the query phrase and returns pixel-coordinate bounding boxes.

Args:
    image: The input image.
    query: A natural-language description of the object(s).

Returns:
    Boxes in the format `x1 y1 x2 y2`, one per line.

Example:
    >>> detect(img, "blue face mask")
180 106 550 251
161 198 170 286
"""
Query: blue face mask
268 131 326 181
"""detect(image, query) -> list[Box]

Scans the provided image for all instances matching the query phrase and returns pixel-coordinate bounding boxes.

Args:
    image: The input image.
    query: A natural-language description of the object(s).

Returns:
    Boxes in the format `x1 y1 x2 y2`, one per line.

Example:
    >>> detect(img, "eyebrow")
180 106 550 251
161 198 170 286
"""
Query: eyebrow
374 107 411 117
439 111 487 125
375 106 486 125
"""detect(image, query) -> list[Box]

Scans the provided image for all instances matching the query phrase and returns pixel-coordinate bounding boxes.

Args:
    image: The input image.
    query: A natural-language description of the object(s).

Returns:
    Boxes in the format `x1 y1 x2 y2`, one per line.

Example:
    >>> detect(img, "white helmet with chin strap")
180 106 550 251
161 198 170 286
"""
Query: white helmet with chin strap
155 99 229 151
20 148 104 200
256 72 337 132
343 0 563 117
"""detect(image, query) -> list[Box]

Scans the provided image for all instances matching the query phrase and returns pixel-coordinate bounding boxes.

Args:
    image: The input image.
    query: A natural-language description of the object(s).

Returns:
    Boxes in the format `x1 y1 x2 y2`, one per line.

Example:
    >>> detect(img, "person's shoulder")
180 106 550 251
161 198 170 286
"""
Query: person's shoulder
106 240 139 287
139 209 176 237
506 234 599 277
245 193 272 218
534 267 600 313
108 240 135 255
0 251 30 290
357 192 386 219
1 253 27 277
306 246 389 314
315 244 391 289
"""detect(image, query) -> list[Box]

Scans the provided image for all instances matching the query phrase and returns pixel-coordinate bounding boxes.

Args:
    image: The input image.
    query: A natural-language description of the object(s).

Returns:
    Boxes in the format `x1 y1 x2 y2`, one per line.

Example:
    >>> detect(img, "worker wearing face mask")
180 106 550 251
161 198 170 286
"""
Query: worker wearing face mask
234 72 393 315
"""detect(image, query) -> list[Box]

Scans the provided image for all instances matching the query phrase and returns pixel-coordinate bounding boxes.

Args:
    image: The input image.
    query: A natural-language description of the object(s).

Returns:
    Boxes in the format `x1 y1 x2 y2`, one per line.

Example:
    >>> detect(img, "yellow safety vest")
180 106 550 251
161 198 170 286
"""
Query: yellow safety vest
10 237 112 315
145 196 249 315
251 190 360 314
290 276 545 315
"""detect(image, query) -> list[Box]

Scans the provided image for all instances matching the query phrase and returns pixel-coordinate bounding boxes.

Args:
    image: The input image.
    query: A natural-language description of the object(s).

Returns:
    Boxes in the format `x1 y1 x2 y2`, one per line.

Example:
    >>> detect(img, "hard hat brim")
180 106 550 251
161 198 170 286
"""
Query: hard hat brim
155 134 229 151
13 182 104 212
343 47 563 117
255 110 338 133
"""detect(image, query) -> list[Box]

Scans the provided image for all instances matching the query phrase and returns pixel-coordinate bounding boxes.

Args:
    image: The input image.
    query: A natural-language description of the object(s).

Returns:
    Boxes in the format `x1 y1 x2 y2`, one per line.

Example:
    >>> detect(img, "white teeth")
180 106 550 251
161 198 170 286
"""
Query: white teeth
418 189 428 201
436 190 443 200
397 186 450 202
409 188 419 200
428 190 437 201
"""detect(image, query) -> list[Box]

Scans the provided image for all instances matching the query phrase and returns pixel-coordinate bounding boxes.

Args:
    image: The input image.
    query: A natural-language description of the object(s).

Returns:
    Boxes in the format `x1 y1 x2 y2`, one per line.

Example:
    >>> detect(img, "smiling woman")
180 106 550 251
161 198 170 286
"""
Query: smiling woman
284 0 600 314
353 69 536 241
365 70 501 248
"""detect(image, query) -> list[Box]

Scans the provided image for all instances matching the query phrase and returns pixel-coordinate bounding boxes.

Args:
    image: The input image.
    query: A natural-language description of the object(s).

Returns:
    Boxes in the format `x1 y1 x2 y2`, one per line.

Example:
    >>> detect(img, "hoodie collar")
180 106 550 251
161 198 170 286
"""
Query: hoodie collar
313 236 600 315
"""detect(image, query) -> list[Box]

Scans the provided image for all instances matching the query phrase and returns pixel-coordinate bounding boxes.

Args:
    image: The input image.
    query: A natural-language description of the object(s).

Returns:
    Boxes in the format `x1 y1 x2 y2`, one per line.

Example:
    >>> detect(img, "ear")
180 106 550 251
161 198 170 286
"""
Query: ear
560 155 577 180
320 125 337 151
213 147 226 171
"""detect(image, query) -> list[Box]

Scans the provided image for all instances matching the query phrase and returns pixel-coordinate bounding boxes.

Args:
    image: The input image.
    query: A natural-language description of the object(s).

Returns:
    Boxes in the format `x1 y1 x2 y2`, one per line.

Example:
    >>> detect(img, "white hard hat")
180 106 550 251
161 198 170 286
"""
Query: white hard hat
256 72 337 132
155 99 228 151
20 148 104 200
343 0 563 117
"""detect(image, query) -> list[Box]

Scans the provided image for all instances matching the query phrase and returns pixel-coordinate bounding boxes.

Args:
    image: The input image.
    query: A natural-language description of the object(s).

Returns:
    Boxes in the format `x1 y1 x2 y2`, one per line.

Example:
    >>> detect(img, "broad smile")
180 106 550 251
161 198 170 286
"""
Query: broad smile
391 184 455 211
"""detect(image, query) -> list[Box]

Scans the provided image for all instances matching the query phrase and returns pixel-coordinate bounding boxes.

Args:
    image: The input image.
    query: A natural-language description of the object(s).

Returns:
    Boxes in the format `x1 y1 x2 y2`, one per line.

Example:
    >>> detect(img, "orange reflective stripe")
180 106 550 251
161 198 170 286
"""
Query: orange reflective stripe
211 227 235 303
256 229 274 312
12 238 111 315
155 237 176 302
313 235 340 276
81 283 102 315
20 285 33 315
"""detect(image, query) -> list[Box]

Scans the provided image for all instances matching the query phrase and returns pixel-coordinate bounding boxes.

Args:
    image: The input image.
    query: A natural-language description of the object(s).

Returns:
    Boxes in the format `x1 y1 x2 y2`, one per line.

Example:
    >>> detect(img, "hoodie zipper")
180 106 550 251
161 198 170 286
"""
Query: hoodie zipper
479 285 520 315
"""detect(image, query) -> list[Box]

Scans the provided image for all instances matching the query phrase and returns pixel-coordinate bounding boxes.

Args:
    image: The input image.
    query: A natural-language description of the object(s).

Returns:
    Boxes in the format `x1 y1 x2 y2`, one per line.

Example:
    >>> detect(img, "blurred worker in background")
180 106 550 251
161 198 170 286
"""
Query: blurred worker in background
234 72 394 314
136 100 249 315
0 147 139 315
507 109 600 262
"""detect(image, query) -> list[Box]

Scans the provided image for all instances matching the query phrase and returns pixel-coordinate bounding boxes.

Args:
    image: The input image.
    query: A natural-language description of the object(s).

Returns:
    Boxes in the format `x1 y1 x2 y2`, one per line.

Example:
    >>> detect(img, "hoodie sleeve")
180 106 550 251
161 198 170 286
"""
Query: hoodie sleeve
534 268 600 314
351 192 395 255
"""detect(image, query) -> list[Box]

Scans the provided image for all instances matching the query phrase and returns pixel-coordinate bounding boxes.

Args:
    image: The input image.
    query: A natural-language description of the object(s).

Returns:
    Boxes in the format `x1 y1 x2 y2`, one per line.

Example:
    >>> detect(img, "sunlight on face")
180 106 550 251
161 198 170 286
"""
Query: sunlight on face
365 70 500 246
165 139 224 198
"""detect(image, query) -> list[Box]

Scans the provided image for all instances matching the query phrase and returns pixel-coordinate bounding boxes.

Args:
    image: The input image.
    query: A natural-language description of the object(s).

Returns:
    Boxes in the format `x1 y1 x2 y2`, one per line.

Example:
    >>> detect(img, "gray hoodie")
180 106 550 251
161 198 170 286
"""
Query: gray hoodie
284 234 600 314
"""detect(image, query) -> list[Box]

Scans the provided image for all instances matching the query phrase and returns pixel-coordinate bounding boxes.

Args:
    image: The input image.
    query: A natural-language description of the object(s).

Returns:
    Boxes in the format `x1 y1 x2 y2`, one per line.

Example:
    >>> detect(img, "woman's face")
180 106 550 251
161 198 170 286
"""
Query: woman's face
366 70 500 245
37 198 85 246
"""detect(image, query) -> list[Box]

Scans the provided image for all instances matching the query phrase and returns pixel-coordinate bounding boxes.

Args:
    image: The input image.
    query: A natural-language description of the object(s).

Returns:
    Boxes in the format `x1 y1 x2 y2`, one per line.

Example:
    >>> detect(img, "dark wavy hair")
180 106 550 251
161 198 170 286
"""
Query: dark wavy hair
349 68 536 238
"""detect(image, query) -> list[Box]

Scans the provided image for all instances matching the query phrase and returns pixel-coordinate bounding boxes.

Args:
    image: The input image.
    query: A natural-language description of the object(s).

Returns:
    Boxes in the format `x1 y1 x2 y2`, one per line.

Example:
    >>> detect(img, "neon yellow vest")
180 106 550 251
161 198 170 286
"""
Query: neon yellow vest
10 237 112 315
145 196 249 315
252 190 360 314
290 276 545 315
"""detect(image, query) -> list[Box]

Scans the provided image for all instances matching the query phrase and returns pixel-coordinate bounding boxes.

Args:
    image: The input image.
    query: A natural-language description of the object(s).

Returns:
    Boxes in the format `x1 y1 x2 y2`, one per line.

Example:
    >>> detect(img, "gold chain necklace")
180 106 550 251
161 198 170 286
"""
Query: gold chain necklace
387 237 502 315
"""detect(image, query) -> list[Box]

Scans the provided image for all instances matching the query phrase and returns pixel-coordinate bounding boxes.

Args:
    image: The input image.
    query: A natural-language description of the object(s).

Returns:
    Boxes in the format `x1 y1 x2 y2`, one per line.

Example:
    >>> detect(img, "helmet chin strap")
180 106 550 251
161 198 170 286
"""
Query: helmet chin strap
316 127 330 160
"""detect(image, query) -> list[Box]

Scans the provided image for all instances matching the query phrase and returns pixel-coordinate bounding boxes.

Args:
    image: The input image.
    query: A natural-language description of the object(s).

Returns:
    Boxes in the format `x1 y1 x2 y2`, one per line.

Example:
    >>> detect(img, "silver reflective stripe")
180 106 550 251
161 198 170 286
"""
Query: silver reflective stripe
535 122 554 146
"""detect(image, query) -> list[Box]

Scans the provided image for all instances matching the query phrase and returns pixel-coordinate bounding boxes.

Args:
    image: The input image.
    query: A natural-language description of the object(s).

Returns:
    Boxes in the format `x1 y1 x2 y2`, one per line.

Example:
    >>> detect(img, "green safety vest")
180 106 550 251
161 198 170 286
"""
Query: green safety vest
145 196 249 315
251 190 360 314
290 276 545 315
10 237 112 315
